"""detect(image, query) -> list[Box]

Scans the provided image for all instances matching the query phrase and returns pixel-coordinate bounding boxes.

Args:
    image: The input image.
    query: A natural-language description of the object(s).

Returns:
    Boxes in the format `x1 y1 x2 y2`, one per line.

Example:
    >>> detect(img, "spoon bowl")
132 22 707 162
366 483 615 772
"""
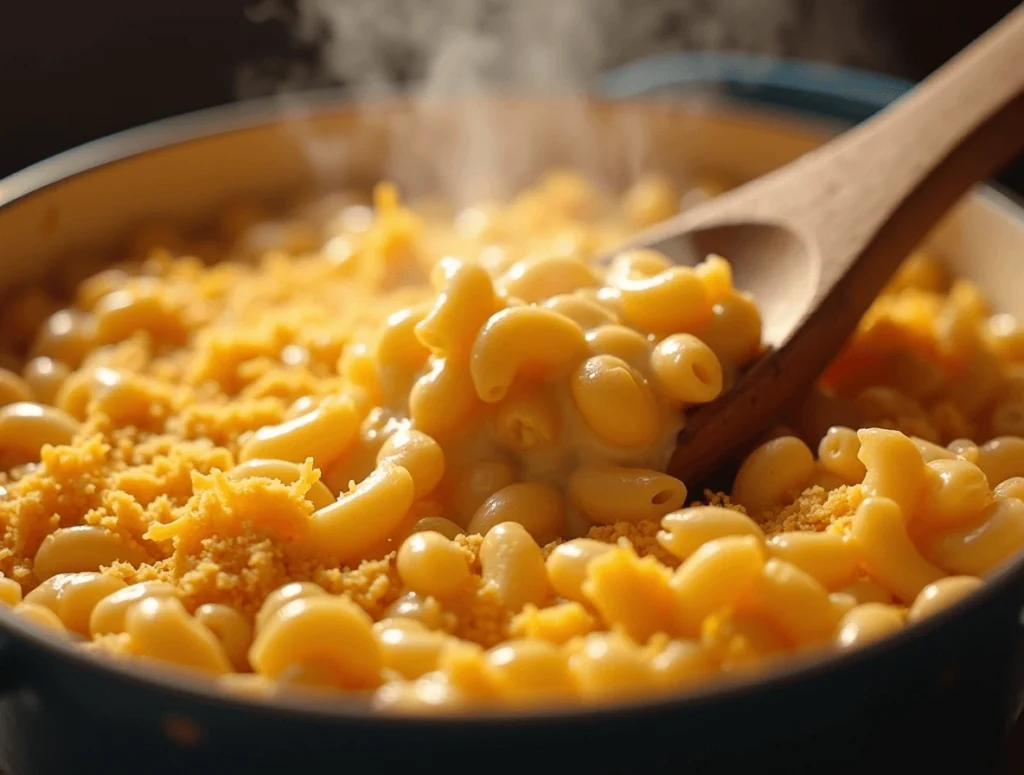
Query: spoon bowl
623 4 1024 484
654 220 818 346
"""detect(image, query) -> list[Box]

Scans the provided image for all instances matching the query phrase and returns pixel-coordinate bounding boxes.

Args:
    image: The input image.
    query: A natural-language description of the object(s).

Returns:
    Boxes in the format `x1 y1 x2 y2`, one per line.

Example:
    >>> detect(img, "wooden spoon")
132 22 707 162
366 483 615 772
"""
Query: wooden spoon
619 5 1024 485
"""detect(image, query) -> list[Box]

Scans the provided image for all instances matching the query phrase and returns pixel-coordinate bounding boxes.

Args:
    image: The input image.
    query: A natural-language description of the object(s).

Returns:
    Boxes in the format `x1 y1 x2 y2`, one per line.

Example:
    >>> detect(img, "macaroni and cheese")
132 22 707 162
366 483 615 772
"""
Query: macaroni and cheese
0 169 1022 712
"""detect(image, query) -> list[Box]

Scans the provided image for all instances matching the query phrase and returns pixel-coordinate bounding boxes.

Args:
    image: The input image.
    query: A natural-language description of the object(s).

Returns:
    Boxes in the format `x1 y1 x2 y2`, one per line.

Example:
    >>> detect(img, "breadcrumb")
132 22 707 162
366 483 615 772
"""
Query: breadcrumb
0 435 114 583
587 520 680 567
447 581 512 649
313 555 403 621
759 484 865 535
701 491 749 514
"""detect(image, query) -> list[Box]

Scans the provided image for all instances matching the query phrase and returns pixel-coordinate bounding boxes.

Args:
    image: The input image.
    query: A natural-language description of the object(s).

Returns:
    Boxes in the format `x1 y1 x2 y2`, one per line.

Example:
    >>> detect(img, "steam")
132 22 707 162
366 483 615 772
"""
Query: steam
298 0 613 97
294 0 900 95
275 0 676 203
237 0 902 204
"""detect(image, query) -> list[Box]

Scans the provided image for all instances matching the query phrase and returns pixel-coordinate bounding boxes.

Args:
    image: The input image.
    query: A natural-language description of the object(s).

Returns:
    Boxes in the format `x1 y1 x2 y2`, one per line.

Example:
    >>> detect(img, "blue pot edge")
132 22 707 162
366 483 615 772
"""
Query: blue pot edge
600 51 911 120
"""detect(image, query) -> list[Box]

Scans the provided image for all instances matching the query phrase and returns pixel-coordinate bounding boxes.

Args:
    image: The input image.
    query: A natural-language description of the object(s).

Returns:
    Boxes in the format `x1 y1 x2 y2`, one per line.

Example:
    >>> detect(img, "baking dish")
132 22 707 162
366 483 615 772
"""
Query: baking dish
1 56 1024 774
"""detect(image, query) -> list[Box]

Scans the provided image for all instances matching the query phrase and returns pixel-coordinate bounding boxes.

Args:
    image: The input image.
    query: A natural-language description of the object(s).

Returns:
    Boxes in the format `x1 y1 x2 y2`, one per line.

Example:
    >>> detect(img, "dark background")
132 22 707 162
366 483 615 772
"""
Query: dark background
1 0 1022 182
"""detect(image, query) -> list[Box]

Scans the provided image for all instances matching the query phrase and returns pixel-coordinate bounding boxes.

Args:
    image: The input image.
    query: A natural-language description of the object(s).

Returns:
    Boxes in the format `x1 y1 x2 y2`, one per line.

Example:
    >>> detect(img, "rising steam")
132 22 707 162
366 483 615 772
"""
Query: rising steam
292 0 898 97
236 0 899 202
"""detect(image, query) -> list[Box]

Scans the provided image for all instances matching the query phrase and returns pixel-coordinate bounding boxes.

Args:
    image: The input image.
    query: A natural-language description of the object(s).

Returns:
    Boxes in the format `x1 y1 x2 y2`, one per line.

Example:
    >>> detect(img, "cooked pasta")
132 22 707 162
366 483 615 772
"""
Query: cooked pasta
0 169 1022 712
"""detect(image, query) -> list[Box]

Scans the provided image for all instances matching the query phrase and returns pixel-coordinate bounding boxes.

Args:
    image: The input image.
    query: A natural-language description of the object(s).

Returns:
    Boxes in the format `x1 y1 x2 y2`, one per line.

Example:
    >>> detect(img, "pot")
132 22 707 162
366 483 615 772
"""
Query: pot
1 56 1023 774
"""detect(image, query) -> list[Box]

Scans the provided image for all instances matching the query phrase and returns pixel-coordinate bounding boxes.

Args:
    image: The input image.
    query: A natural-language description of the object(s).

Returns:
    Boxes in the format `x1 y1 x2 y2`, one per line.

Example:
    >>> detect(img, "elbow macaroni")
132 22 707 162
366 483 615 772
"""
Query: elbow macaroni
239 397 360 471
470 307 588 403
1 171 1022 710
309 462 416 561
732 436 815 517
33 525 150 581
650 334 723 405
613 262 711 336
468 482 565 546
570 356 659 448
568 464 687 525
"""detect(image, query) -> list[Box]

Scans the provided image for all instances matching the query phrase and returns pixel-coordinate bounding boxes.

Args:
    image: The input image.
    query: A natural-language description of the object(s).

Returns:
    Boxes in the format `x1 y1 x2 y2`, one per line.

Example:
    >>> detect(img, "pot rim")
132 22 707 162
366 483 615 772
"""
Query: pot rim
600 50 913 106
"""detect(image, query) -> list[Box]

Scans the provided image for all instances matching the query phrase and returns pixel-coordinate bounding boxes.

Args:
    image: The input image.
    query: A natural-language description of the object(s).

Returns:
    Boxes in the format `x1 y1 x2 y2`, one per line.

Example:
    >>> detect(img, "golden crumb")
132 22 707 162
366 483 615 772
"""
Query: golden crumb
447 580 512 649
0 434 114 583
111 442 235 508
313 555 403 621
759 484 866 535
453 533 485 574
173 398 286 453
701 491 749 514
586 520 680 567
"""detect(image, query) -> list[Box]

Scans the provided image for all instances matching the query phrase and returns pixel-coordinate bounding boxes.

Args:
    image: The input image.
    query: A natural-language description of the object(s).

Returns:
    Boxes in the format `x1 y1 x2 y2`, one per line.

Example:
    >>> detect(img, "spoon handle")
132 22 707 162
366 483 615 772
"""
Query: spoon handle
782 2 1024 290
